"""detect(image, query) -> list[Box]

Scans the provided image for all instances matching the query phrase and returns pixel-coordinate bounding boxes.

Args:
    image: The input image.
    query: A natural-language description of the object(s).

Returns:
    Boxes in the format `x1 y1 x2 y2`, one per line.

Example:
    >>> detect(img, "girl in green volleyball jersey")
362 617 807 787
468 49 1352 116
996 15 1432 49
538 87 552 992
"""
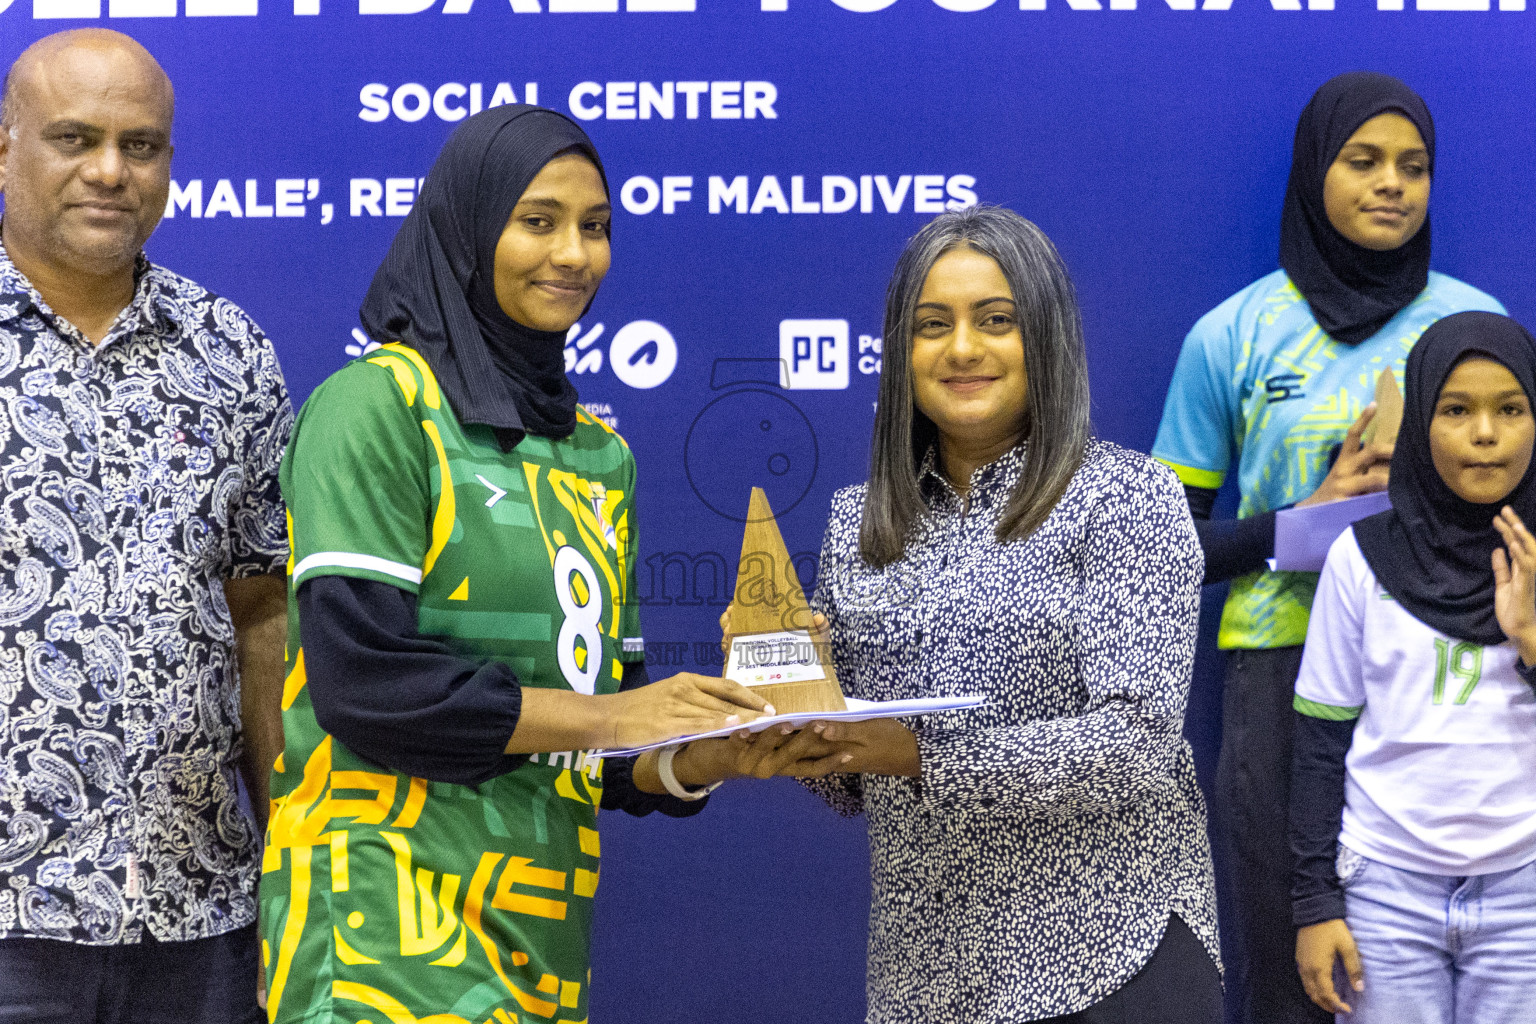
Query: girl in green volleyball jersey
259 106 769 1024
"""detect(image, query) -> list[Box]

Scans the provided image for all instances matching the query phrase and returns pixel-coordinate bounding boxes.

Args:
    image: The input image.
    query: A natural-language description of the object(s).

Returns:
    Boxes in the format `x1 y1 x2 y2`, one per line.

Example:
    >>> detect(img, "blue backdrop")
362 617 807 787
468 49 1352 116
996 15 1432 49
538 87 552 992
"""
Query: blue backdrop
6 2 1535 1019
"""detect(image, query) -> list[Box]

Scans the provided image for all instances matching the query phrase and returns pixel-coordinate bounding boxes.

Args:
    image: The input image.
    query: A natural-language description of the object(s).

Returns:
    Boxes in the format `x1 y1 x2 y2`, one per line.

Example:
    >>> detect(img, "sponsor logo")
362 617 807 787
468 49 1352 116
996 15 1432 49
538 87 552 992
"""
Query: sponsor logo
476 474 509 507
608 320 678 389
345 328 382 359
565 319 678 389
341 322 672 390
566 322 607 374
779 319 848 390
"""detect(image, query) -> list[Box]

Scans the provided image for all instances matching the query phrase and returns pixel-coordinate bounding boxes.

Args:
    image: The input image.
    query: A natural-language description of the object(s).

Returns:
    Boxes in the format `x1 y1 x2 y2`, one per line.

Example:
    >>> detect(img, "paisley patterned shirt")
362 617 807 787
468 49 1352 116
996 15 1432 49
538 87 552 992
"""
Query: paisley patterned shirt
807 439 1219 1022
0 244 292 945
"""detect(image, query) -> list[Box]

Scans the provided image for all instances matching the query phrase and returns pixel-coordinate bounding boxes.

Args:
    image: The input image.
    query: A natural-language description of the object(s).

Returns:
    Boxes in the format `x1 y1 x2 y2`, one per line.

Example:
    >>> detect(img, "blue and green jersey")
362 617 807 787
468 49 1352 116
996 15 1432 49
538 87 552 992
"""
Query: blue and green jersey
1153 269 1501 649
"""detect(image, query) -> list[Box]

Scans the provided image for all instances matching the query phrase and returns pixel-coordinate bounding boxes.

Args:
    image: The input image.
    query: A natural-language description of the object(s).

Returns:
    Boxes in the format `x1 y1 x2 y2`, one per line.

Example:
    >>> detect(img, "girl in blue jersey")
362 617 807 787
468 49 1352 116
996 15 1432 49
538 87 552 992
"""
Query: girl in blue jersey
1151 72 1504 1024
1290 311 1536 1023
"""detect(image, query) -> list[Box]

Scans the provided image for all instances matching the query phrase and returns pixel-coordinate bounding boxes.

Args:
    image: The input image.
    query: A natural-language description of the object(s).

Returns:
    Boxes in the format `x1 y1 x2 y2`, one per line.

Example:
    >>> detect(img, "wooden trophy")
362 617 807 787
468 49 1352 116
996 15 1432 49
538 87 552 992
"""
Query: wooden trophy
721 488 848 714
1360 368 1404 447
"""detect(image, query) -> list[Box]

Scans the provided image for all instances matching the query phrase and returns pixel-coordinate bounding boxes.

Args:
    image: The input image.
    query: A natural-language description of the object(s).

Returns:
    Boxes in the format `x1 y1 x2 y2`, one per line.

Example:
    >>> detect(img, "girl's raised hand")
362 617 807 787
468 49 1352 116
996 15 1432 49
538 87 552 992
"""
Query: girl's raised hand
1492 506 1536 665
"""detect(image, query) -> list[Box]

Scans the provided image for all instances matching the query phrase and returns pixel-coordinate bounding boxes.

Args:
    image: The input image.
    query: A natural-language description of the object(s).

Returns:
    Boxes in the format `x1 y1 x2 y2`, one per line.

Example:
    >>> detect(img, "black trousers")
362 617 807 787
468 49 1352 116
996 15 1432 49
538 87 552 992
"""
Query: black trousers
0 923 263 1024
1217 646 1330 1024
1036 914 1221 1024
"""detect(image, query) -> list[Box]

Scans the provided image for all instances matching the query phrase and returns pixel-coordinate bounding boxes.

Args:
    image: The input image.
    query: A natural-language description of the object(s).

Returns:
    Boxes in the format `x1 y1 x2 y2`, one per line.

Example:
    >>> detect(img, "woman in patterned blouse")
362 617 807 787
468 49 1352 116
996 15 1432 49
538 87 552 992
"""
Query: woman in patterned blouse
744 206 1221 1023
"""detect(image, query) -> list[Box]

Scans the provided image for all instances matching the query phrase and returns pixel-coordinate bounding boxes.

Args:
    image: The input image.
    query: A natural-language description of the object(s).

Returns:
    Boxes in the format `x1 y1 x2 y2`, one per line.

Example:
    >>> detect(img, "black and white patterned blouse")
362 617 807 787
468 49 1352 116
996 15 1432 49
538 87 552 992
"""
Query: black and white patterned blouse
0 244 291 944
807 439 1219 1022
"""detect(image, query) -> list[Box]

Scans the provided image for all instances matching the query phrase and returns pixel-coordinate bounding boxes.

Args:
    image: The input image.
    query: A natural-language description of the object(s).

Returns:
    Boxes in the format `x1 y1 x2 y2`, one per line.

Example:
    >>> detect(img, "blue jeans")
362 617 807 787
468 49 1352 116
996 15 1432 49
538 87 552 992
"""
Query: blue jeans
1338 845 1536 1024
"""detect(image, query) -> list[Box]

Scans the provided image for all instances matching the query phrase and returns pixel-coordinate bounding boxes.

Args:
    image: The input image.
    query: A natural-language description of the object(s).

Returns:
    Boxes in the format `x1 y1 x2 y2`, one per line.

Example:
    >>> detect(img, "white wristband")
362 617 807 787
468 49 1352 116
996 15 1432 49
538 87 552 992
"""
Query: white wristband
657 744 721 802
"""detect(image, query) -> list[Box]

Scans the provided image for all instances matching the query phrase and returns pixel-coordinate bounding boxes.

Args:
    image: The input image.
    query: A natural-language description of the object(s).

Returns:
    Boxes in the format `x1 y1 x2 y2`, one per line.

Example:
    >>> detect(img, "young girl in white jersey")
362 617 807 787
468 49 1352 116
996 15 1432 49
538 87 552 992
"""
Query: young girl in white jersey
1290 310 1536 1023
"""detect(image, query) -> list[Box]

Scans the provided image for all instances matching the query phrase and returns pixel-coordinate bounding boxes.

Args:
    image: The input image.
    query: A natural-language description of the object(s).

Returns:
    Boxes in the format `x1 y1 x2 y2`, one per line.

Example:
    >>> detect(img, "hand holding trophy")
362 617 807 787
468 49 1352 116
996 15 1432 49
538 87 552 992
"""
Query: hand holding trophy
610 485 980 783
697 488 976 779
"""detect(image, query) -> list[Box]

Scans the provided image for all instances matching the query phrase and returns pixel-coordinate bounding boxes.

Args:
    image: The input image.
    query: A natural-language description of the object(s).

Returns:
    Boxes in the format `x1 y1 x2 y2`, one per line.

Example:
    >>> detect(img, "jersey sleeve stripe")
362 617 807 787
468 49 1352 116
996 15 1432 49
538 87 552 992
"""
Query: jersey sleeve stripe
366 353 419 407
381 343 442 410
419 420 456 580
292 551 424 589
1155 458 1226 490
1294 694 1363 721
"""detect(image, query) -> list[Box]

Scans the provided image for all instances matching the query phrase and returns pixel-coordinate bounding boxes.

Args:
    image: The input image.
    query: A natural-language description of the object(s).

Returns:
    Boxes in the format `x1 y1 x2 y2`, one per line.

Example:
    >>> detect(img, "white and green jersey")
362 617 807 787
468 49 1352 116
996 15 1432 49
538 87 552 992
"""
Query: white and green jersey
261 343 641 1024
1295 527 1536 877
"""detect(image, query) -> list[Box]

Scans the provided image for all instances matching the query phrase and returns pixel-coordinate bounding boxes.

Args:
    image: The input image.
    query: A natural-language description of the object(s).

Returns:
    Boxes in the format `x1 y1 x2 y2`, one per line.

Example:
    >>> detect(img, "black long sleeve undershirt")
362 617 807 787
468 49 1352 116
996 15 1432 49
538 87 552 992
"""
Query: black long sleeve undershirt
300 575 526 786
1184 484 1279 586
299 575 702 815
1289 711 1356 927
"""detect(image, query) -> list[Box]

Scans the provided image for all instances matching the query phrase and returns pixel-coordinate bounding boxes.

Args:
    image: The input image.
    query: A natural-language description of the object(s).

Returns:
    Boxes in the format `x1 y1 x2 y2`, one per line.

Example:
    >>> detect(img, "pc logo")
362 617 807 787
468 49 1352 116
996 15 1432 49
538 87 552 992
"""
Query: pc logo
779 319 849 390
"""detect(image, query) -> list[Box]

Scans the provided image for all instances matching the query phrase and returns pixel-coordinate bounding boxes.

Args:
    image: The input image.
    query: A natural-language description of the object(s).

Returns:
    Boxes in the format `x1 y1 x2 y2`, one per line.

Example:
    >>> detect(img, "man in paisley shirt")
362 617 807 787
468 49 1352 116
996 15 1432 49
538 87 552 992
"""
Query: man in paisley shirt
0 29 290 1023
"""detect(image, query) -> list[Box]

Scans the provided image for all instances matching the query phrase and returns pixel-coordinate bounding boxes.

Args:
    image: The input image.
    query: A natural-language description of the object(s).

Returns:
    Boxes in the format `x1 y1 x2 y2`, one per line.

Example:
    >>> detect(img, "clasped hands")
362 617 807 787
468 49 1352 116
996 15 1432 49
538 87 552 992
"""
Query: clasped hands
667 711 919 789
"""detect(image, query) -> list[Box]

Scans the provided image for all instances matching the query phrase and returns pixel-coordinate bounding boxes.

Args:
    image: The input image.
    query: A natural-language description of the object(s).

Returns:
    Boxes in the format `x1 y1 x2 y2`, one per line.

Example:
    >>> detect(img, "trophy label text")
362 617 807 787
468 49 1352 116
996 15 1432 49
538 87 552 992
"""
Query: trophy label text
725 630 827 687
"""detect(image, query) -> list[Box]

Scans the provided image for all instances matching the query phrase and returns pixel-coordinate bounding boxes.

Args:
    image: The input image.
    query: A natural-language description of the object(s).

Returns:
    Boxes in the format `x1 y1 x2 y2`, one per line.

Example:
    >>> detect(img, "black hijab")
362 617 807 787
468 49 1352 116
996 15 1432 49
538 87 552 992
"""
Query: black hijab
1279 72 1435 346
360 104 607 445
1355 312 1536 646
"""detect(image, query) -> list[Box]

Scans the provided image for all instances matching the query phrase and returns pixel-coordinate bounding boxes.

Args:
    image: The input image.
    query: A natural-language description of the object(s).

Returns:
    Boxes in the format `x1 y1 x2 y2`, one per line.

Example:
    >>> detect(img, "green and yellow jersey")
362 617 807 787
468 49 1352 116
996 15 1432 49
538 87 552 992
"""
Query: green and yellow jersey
260 344 641 1024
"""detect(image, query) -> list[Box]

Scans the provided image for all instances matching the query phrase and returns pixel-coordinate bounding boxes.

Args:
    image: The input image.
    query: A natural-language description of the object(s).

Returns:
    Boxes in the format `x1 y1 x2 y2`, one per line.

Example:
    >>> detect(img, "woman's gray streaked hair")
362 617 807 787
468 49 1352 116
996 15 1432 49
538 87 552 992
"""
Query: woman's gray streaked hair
860 204 1091 567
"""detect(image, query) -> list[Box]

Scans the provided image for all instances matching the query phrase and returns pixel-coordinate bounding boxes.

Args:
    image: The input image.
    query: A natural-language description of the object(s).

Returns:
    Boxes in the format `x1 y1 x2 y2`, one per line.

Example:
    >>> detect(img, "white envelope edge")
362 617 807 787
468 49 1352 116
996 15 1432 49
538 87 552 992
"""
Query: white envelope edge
596 694 986 759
